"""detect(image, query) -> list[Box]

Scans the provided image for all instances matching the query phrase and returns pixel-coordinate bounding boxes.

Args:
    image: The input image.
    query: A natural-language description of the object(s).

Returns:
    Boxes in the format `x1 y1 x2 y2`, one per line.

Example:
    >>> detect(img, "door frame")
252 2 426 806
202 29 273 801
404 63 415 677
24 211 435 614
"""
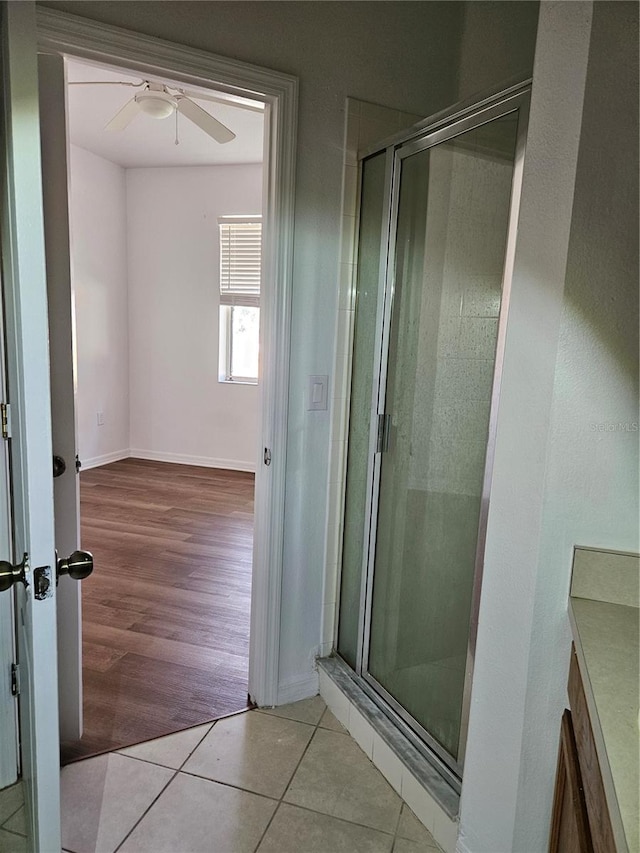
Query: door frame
36 7 298 708
338 82 532 787
0 281 19 789
1 3 61 846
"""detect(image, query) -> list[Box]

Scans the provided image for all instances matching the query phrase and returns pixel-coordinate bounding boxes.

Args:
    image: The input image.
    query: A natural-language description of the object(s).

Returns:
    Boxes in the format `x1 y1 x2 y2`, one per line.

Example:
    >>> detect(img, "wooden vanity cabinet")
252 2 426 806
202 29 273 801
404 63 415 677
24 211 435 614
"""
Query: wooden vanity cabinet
549 709 593 852
549 646 616 853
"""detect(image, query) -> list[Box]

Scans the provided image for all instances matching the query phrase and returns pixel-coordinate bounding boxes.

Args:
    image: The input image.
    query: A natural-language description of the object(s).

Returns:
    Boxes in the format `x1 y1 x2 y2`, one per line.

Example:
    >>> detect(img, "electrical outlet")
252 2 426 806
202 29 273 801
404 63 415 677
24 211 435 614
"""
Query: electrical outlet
97 412 105 426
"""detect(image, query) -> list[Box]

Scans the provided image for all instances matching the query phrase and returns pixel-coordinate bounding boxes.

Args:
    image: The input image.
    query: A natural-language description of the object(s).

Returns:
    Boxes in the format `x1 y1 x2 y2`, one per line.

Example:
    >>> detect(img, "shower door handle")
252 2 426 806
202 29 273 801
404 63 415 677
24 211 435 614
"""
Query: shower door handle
376 414 392 453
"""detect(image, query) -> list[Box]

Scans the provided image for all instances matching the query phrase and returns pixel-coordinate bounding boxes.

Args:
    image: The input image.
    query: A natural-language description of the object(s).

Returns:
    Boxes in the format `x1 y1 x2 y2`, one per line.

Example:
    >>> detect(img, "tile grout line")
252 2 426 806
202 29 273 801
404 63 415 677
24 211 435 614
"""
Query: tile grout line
0 826 25 841
265 798 400 838
250 707 325 852
174 716 219 773
109 708 320 853
111 717 219 773
250 707 408 846
111 712 320 810
170 769 282 804
111 718 220 853
0 798 25 832
319 708 432 849
251 800 283 853
391 799 405 848
249 706 408 848
172 764 402 840
66 701 418 852
112 768 178 853
316 714 406 839
278 711 324 804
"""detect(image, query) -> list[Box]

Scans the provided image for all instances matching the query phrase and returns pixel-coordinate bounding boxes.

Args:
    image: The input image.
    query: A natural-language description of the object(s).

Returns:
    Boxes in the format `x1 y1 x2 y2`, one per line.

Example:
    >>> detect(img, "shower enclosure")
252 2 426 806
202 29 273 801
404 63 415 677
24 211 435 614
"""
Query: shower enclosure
336 84 530 785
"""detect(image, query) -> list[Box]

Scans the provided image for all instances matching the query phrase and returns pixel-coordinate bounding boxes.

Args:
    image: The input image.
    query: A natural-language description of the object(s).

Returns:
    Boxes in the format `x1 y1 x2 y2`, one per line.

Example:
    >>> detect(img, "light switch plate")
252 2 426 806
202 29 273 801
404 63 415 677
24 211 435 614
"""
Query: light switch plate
308 375 329 411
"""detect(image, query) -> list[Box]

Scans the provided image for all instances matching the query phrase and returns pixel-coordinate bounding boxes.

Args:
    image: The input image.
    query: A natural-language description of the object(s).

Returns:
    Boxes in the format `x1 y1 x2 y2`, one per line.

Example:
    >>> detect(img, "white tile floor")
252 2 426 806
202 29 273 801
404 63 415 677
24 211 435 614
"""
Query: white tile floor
0 696 441 853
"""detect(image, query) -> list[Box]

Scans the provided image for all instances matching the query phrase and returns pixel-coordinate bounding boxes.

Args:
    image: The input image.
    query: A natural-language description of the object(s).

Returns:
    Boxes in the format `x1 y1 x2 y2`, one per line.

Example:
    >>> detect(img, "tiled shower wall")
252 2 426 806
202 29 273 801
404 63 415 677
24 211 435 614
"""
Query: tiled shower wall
400 143 514 673
321 99 421 657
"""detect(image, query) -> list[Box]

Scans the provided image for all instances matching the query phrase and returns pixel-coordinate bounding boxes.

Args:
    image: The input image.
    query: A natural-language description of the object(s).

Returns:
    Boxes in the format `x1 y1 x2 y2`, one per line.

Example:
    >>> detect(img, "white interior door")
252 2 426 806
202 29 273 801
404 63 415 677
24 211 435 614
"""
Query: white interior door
0 304 18 790
38 52 84 745
0 2 61 849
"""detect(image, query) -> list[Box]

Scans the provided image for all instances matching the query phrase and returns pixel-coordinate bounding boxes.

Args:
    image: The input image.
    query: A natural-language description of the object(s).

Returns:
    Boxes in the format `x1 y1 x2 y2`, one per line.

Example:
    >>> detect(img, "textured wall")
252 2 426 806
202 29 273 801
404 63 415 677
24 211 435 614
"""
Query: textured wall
456 0 539 100
45 0 543 789
41 0 464 693
458 4 624 851
514 2 639 849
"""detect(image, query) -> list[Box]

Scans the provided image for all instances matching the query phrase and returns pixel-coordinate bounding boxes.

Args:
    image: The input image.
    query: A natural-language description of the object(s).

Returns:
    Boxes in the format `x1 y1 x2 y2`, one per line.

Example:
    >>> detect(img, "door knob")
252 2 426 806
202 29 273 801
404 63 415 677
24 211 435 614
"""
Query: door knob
0 553 28 592
53 455 66 478
56 550 93 583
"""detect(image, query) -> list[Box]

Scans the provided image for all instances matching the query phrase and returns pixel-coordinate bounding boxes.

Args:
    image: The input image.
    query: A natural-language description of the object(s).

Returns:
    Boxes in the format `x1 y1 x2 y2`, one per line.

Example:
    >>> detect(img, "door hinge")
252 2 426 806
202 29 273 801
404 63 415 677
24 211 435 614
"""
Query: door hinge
263 447 272 466
10 663 20 697
1 403 11 440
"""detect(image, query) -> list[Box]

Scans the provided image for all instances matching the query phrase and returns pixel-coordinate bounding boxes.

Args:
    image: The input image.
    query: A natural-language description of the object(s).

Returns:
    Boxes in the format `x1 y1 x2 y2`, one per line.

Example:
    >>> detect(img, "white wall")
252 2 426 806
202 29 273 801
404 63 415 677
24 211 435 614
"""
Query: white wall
459 3 593 848
46 0 467 706
60 5 633 852
70 144 130 468
458 3 638 851
457 1 539 99
126 164 262 470
50 0 541 728
513 2 639 848
70 156 262 470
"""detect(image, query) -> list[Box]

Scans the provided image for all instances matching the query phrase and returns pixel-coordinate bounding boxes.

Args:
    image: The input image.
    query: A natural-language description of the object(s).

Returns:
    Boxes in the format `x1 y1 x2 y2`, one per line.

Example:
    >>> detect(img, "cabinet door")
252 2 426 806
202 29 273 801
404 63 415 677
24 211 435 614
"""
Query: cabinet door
549 710 593 853
568 649 617 853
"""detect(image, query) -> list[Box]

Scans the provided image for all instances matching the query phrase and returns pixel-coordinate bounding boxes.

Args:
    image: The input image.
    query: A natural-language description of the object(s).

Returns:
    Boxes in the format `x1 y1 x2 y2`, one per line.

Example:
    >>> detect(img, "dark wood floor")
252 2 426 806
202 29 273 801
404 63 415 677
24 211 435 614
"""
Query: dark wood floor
61 458 254 763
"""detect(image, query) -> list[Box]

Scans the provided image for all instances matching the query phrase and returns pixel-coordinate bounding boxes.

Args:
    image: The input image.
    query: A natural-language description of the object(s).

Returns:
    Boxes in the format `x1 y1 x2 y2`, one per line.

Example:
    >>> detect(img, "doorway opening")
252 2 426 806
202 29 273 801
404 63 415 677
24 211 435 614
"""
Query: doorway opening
334 85 530 787
68 460 256 762
57 54 266 762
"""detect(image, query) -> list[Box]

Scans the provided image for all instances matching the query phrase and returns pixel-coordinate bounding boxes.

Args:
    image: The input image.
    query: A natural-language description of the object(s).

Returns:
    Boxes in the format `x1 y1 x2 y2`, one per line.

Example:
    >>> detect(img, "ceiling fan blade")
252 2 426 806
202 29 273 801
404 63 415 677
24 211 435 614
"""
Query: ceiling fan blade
177 87 264 113
177 97 236 144
105 97 140 132
68 80 146 88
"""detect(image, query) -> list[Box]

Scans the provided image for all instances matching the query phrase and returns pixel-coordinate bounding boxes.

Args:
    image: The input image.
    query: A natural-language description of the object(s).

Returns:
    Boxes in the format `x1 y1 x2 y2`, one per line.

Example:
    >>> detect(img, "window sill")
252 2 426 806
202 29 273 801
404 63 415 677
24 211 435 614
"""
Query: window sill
218 378 258 387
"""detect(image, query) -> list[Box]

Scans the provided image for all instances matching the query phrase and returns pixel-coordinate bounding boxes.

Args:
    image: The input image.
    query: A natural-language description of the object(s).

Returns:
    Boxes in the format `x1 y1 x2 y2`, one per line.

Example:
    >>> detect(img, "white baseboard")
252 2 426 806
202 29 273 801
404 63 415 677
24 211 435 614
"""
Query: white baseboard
276 671 319 706
81 448 257 473
129 448 256 473
80 449 130 470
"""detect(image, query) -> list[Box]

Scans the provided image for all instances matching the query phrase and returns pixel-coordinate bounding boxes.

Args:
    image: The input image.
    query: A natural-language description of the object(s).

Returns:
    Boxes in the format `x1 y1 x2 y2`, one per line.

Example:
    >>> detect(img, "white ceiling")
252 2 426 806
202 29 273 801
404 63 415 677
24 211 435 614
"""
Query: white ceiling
66 58 265 168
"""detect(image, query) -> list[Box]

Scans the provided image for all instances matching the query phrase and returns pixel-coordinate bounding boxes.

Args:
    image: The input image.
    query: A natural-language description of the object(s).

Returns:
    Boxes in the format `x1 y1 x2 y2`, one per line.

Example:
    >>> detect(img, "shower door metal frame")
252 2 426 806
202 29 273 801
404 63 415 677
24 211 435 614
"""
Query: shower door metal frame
341 82 531 785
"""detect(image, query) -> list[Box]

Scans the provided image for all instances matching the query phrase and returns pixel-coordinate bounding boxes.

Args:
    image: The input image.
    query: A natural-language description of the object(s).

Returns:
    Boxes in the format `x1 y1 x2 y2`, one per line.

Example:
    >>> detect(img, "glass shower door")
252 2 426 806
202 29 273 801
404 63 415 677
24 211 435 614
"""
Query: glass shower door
363 112 520 767
338 151 387 669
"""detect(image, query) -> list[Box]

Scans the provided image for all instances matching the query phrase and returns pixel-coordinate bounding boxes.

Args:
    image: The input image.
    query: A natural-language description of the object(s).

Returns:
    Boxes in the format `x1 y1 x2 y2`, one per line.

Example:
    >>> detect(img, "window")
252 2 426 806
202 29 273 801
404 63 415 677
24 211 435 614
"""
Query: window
218 216 262 384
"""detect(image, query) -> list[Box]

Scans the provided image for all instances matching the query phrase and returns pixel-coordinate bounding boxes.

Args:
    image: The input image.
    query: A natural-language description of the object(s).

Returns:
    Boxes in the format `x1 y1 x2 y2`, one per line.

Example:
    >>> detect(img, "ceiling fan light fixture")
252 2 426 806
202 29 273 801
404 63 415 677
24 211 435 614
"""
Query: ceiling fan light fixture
102 81 236 141
135 91 177 120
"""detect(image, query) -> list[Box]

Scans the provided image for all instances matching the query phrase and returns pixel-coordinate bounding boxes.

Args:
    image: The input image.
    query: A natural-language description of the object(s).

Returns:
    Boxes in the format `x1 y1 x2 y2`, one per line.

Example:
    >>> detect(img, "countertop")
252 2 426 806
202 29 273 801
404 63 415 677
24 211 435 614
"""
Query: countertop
569 595 639 853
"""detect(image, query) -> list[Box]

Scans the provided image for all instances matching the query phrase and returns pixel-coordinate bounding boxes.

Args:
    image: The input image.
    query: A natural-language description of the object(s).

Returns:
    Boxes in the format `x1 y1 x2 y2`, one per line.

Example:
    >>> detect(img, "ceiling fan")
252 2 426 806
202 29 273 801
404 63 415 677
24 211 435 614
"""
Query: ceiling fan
70 78 262 144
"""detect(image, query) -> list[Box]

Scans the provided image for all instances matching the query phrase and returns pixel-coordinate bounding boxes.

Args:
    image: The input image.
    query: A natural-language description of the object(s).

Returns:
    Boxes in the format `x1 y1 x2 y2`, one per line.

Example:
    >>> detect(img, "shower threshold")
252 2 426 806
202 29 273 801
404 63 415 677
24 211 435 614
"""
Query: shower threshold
317 656 460 827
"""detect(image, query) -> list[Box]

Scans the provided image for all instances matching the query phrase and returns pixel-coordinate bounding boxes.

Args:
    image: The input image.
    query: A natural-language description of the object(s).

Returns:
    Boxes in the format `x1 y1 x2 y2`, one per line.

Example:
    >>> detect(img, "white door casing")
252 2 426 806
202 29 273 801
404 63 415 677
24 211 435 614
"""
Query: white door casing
0 2 61 849
35 7 297 713
38 52 84 743
0 283 19 790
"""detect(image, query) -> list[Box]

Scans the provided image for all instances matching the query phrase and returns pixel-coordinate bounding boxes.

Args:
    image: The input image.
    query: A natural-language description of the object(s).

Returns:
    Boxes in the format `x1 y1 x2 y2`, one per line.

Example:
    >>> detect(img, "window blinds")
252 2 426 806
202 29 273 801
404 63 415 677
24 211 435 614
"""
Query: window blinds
219 216 262 306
